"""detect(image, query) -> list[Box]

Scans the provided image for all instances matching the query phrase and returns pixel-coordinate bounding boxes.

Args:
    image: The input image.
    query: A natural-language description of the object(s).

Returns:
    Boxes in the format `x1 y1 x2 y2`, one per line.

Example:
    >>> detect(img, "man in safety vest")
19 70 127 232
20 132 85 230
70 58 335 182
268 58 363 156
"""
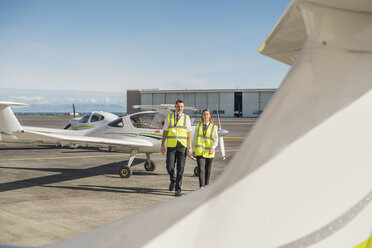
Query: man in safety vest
161 99 192 197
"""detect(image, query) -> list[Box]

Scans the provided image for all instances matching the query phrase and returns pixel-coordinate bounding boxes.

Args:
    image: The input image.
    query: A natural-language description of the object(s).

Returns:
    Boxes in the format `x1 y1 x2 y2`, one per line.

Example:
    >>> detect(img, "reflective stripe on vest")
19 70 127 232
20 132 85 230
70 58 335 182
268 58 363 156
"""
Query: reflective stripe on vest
166 113 189 147
195 122 216 158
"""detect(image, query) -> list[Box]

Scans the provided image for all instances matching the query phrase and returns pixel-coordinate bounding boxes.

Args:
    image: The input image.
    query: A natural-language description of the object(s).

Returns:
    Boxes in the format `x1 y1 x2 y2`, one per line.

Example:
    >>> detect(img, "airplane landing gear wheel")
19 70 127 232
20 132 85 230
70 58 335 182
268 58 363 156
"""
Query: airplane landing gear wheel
194 166 199 177
119 165 132 178
144 161 156 171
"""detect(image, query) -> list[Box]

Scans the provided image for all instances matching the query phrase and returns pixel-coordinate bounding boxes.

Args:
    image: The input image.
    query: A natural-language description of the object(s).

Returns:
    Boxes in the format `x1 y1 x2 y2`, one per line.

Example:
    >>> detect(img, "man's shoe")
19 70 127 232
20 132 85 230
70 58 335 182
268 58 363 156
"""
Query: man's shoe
169 182 175 191
175 190 181 197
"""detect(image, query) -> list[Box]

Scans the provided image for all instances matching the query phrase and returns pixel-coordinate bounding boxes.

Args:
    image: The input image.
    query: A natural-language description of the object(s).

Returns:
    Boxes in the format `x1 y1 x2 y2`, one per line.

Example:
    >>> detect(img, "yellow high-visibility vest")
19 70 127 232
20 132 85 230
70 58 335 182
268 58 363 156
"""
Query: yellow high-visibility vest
195 122 217 158
166 113 189 148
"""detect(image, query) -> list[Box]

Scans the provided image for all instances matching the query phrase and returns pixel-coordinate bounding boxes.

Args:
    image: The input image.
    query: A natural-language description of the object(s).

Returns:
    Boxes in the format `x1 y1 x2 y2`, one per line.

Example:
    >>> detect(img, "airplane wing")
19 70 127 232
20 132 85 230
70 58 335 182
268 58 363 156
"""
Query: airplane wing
13 130 153 148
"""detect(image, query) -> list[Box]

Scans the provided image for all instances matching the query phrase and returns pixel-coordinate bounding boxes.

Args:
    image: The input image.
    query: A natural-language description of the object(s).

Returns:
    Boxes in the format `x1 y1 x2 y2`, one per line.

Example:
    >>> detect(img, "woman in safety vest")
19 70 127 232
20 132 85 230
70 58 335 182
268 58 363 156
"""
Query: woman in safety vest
192 109 218 189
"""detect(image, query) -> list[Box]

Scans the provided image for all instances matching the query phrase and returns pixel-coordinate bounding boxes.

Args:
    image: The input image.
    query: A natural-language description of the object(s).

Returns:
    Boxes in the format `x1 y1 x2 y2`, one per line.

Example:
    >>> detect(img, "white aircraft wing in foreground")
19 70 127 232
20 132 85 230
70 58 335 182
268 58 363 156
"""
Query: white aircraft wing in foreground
41 0 372 248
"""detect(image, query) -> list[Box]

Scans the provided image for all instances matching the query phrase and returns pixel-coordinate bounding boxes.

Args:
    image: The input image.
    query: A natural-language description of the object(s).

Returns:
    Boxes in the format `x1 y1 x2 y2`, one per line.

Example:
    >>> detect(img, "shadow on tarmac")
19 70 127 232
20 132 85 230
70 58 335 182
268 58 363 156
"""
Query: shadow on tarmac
41 184 190 196
0 159 155 193
0 146 60 151
0 145 99 152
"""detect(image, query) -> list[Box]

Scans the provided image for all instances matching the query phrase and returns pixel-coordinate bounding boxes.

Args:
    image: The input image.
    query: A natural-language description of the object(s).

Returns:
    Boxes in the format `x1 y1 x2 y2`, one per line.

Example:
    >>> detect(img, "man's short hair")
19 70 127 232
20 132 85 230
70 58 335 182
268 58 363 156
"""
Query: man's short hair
175 99 184 105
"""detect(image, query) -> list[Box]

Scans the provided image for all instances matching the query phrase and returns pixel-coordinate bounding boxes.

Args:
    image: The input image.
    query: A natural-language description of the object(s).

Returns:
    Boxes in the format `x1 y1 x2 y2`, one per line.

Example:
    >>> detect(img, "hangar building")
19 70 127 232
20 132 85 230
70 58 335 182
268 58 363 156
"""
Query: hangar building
127 89 276 118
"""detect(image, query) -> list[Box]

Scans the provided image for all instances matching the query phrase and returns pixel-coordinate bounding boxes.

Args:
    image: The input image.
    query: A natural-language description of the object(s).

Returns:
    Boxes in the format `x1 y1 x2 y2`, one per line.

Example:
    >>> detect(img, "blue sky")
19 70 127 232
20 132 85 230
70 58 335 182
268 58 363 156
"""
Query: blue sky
0 0 290 96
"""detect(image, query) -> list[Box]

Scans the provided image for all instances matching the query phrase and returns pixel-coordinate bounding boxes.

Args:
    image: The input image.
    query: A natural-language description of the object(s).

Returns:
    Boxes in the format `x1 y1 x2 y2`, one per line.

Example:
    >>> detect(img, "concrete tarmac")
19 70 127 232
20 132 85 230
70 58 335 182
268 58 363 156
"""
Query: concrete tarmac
0 116 256 247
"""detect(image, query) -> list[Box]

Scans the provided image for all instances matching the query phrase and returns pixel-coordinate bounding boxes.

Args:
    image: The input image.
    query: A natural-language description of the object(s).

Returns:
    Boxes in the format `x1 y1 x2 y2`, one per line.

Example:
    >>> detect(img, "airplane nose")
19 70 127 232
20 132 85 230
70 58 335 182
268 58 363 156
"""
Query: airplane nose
218 128 229 136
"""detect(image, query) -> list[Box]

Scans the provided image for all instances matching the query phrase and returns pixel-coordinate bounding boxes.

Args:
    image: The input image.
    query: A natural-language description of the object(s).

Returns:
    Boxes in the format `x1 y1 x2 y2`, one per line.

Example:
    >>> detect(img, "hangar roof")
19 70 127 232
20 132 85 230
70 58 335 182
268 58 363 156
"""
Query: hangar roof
128 88 276 94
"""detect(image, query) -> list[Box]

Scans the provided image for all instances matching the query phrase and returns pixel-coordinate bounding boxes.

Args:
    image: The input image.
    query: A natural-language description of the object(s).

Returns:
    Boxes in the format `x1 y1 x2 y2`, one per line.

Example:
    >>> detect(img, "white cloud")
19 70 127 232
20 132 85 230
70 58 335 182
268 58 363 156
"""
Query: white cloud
8 96 50 104
10 96 43 101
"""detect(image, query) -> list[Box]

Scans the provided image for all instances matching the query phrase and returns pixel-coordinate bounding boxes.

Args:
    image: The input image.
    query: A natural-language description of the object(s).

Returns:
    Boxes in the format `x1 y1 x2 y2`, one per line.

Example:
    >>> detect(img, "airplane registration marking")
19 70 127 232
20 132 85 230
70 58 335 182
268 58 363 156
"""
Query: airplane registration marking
0 149 239 162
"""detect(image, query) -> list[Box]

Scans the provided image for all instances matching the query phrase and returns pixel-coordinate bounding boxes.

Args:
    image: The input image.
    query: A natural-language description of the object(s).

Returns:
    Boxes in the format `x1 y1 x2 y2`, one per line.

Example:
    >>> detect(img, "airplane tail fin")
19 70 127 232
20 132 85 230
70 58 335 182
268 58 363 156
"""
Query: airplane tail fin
0 101 26 134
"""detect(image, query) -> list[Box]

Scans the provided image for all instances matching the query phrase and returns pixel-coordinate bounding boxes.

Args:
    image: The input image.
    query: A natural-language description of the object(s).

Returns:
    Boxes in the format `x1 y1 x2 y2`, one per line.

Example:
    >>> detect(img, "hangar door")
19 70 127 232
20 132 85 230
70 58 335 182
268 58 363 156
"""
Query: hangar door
234 92 242 117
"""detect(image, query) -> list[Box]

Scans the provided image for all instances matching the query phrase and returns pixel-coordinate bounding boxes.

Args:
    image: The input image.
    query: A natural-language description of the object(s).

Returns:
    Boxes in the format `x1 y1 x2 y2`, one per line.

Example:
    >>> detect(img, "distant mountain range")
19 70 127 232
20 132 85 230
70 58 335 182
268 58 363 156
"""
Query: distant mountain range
0 87 127 113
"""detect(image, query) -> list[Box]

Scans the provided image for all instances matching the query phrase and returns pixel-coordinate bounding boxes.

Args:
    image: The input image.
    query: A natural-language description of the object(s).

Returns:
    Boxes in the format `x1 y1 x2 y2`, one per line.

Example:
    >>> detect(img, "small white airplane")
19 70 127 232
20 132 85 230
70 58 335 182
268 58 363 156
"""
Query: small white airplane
63 104 120 130
0 101 228 178
64 111 119 130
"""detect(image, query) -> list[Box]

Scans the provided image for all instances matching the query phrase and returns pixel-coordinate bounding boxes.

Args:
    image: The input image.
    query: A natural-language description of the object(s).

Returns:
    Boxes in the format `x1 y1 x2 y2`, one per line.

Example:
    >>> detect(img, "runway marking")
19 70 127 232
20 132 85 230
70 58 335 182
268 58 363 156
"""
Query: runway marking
0 149 240 162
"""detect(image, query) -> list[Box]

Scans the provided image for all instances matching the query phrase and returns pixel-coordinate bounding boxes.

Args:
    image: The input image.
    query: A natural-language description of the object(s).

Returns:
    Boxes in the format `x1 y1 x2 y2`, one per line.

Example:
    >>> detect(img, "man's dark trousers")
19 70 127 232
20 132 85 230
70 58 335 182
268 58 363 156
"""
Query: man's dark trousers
166 141 187 192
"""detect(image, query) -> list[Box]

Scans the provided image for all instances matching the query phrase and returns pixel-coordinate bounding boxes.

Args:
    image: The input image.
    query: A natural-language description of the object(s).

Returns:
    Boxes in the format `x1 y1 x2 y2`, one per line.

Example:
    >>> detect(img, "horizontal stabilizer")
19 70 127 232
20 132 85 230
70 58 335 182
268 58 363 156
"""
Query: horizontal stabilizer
0 101 27 109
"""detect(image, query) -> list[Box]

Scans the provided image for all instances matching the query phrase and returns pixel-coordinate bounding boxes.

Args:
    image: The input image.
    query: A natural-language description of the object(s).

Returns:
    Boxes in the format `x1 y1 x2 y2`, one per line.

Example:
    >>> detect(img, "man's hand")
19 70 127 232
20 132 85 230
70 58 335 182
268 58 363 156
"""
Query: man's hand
192 151 196 158
161 130 168 155
209 148 214 155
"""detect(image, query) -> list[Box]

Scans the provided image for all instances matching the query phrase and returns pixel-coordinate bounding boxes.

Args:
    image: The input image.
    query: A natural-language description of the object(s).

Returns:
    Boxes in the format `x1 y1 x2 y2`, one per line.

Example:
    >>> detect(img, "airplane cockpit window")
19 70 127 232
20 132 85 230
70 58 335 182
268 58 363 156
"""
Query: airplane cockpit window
130 112 166 129
108 118 124 128
80 114 91 123
91 113 104 122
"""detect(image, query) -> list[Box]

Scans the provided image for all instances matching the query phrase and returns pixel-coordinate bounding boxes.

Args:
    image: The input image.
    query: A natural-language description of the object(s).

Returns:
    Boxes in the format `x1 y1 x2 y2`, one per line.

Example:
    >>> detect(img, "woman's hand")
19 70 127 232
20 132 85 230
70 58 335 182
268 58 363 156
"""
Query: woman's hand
192 151 196 158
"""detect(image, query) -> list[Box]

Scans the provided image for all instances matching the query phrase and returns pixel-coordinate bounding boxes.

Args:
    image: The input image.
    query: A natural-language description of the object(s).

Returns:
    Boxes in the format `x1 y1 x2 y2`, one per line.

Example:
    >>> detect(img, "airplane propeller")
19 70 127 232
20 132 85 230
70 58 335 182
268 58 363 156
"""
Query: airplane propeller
72 103 76 118
64 103 76 129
